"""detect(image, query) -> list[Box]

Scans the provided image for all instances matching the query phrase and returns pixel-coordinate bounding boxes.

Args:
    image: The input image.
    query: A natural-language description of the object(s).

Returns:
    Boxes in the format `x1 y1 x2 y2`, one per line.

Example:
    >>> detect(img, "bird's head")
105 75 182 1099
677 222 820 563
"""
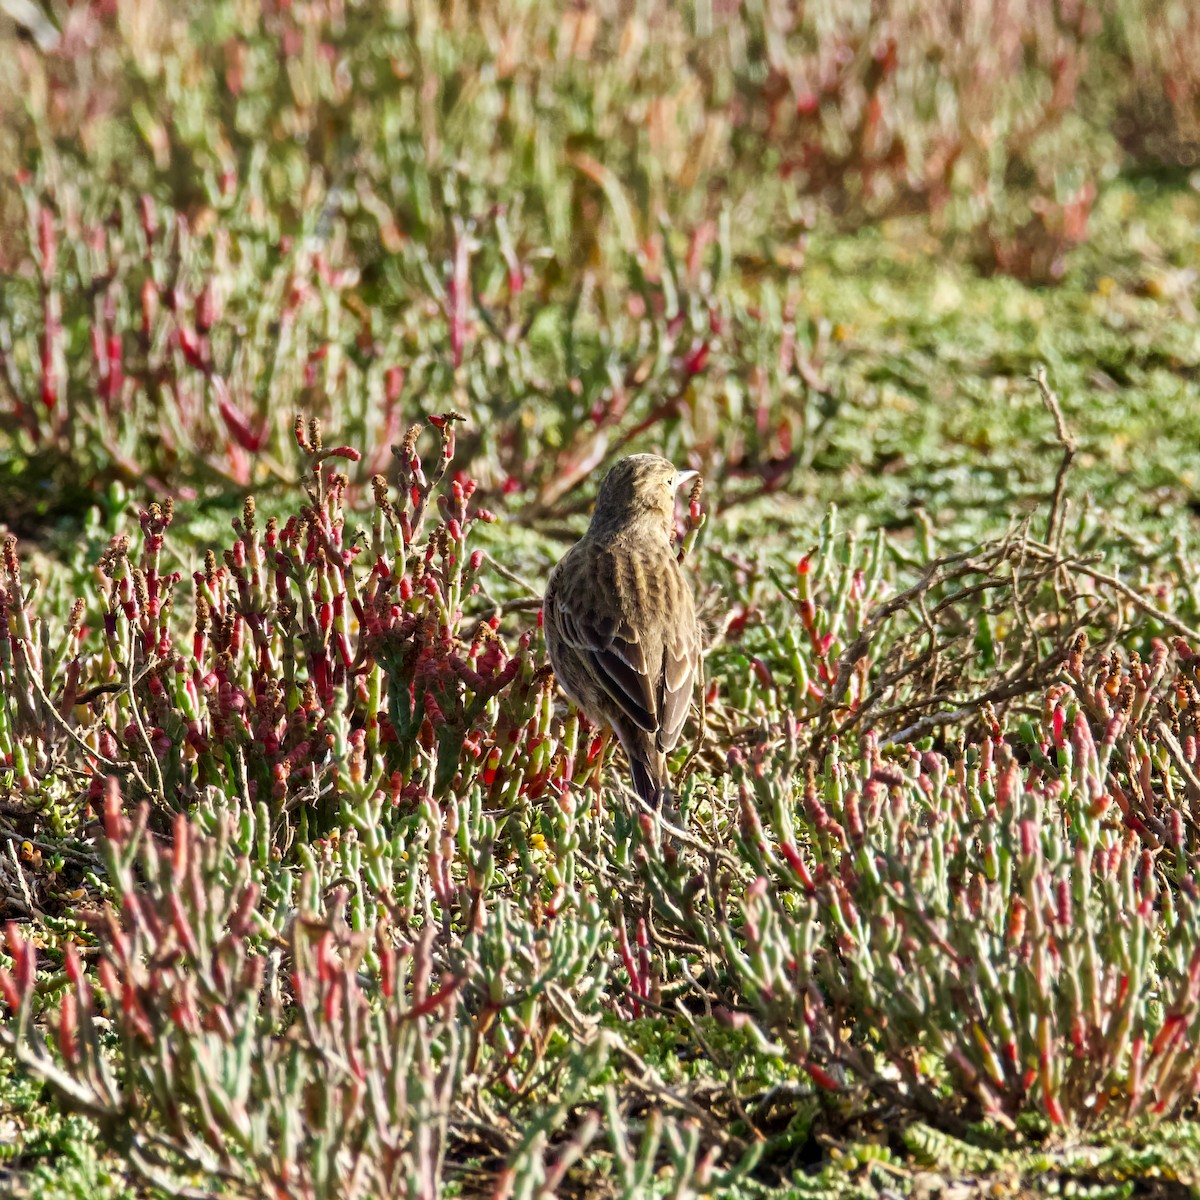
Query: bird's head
590 454 698 538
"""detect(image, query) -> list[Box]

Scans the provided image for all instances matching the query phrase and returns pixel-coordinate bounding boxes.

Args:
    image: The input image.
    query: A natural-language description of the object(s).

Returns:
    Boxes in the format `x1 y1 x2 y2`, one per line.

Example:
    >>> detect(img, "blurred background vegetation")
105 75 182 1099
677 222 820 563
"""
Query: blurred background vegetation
0 0 1198 544
2 3 1200 1198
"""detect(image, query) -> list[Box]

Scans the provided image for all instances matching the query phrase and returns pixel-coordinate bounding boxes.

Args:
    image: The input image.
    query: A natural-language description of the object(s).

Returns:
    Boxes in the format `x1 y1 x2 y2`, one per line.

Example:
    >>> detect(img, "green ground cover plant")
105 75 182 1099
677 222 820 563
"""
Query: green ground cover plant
1 2 1200 1197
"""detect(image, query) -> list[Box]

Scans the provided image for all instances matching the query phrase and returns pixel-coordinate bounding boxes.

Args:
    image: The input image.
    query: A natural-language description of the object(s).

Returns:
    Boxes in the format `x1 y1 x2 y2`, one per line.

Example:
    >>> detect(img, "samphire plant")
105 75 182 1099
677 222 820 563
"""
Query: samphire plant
5 416 1200 1194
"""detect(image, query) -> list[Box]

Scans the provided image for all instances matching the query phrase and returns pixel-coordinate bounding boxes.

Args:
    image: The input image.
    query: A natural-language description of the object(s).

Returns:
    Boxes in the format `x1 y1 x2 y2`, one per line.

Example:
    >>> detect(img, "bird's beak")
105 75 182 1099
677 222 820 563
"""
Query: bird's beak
673 469 699 491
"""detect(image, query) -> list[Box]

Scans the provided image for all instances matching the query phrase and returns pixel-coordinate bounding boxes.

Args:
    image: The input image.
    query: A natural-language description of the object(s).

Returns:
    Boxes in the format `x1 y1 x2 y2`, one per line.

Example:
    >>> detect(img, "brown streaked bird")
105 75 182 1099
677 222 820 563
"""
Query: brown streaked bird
543 454 701 809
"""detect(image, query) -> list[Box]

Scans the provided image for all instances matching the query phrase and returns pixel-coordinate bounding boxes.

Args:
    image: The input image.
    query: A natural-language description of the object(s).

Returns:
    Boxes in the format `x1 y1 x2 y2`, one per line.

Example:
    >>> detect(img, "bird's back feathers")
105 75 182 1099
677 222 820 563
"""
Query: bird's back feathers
544 464 700 810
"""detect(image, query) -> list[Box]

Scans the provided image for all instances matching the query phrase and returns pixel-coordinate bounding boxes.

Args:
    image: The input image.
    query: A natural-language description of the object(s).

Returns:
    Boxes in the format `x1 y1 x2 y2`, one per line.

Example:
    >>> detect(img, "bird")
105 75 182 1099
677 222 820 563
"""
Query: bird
543 454 701 809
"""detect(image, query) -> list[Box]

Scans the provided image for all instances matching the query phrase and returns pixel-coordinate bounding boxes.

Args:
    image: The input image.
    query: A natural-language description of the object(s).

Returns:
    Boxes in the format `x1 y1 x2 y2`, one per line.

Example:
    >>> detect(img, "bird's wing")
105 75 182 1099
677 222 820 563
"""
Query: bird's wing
550 549 658 733
657 583 698 753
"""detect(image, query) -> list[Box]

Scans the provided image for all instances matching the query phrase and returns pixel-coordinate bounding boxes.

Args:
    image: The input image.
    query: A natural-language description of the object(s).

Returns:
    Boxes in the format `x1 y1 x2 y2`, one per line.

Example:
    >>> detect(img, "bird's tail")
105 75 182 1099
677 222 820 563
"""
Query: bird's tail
629 751 670 810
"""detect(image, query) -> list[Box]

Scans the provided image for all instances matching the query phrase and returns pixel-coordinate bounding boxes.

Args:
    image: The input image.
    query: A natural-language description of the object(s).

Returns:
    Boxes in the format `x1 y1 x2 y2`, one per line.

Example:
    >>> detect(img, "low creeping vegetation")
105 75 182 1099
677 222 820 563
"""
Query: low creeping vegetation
3 415 1200 1197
